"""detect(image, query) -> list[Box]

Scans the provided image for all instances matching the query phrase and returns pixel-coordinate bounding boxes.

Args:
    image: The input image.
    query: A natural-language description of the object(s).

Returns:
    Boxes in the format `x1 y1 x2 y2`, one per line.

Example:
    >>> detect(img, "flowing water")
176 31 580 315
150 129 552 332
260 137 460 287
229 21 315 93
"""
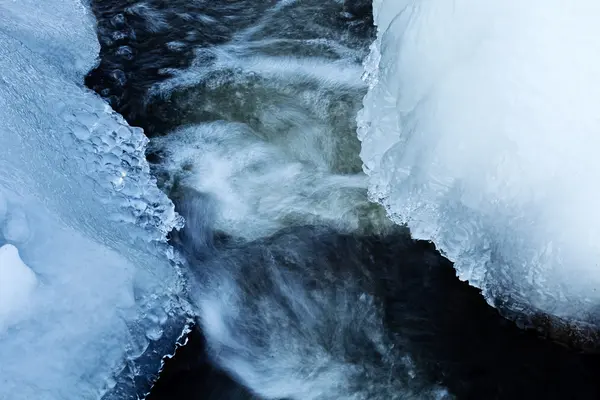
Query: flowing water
87 1 600 399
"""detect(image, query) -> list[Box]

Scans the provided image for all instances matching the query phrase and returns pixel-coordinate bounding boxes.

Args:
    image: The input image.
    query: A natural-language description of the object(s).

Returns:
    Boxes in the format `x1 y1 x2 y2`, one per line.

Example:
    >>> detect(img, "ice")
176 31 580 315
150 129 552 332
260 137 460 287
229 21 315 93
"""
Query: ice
0 193 7 221
0 0 183 399
3 210 31 244
0 244 37 329
358 0 600 321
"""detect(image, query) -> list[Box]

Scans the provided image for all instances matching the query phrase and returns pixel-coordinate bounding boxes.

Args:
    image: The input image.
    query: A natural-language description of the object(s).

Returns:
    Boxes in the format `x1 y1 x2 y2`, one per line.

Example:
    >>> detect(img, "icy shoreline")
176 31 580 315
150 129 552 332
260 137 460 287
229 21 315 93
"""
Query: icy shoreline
358 0 600 323
0 1 184 398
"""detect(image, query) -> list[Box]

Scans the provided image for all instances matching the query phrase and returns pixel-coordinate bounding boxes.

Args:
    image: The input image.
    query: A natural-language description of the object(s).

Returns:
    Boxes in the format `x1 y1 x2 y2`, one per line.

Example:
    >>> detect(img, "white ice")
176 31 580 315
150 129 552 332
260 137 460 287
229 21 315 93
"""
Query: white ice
358 0 600 321
0 244 37 329
0 0 182 399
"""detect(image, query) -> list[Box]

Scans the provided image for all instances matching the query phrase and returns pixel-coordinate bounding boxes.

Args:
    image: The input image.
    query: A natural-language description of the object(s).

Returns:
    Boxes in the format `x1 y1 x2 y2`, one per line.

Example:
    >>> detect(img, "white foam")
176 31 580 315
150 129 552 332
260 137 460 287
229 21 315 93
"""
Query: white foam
358 0 600 320
150 122 382 240
151 46 364 98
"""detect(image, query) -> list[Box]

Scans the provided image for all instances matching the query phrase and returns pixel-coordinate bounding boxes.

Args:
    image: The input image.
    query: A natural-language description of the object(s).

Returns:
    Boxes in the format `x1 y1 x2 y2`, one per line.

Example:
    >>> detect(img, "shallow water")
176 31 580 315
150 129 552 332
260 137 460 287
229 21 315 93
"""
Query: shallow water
87 1 600 399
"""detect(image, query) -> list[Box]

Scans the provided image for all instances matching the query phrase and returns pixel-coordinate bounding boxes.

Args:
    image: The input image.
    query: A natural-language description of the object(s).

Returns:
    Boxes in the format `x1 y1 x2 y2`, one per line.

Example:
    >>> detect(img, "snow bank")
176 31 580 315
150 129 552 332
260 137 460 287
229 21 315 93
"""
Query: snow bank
0 0 183 398
358 0 600 321
0 244 37 329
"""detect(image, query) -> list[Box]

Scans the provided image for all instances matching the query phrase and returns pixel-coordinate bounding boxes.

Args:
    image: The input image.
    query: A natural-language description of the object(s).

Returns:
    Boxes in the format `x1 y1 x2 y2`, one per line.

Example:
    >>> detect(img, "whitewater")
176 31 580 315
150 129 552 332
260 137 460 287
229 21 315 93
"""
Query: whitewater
2 0 600 399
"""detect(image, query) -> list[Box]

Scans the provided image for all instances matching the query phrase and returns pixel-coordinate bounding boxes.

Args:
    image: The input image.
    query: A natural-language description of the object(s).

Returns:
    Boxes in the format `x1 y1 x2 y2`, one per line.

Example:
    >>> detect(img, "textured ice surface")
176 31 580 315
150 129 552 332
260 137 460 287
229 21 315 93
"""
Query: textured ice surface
358 0 600 321
0 1 183 399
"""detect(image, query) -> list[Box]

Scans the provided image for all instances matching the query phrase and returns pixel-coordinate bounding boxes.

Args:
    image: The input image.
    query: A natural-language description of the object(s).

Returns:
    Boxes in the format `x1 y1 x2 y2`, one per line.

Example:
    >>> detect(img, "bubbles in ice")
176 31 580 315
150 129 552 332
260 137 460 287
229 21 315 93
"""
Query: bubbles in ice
111 171 127 191
73 110 99 130
115 125 132 142
71 123 91 140
61 103 183 238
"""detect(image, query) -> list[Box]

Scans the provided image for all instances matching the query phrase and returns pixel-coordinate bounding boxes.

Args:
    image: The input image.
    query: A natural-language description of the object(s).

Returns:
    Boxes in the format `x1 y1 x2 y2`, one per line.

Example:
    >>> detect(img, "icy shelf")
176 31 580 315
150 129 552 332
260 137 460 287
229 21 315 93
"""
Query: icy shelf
0 0 183 399
357 0 600 322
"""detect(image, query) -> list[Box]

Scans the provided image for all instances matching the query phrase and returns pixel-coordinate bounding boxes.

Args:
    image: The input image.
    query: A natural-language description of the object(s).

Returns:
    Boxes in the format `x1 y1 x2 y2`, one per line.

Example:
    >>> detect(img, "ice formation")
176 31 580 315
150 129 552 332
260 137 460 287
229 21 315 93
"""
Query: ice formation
0 0 183 398
0 244 37 329
358 0 600 321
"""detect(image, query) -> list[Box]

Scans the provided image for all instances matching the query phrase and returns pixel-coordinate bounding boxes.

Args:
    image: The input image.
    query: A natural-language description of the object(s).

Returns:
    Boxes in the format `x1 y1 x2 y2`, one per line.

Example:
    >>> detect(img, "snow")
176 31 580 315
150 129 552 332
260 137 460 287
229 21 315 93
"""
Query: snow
358 0 600 321
0 244 37 329
0 0 183 398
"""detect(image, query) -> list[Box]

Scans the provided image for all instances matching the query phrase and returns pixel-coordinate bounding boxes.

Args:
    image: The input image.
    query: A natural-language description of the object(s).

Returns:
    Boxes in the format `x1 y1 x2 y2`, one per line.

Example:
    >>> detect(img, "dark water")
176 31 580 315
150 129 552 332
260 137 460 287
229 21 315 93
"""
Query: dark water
87 0 373 137
87 1 600 399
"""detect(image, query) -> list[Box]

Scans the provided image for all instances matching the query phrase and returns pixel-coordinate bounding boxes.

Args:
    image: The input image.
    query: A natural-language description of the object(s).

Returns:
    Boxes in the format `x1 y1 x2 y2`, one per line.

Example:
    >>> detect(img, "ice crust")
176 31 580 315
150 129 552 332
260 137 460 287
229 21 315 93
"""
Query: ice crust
358 0 600 321
0 0 183 398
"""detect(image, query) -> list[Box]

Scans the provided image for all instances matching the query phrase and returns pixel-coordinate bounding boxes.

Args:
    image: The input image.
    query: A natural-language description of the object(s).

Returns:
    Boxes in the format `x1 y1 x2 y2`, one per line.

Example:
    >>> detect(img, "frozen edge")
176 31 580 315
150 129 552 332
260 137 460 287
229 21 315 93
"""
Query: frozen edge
356 0 600 345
